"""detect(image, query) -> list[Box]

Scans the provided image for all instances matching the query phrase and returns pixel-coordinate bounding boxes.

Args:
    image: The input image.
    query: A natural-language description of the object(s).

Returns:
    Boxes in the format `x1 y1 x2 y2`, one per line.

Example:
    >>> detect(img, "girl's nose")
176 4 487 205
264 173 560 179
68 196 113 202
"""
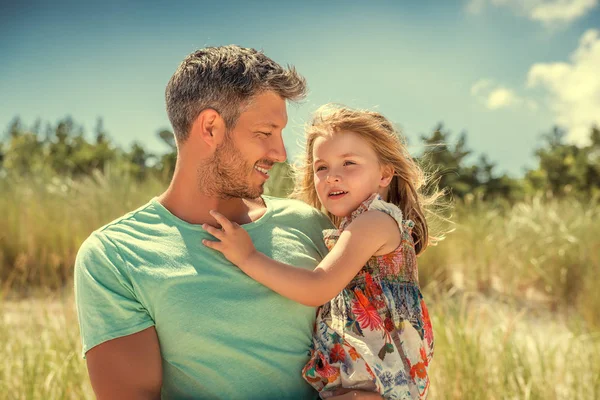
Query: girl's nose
326 173 341 183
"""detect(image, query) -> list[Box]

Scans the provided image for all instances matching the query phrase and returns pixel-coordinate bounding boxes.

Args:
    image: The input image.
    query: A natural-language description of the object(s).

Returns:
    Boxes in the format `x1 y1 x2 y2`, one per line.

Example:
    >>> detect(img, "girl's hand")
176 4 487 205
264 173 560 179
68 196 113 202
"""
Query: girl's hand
202 210 257 267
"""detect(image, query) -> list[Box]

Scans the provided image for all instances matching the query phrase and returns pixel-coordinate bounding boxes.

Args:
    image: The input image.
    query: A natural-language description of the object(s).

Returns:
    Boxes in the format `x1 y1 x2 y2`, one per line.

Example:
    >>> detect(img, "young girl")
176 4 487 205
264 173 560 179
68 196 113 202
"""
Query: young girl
202 105 439 399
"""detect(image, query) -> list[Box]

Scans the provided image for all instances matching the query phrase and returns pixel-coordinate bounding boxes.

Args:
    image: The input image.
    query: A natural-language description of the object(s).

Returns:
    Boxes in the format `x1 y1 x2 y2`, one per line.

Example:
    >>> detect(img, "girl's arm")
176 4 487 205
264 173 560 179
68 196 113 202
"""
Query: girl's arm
202 209 400 307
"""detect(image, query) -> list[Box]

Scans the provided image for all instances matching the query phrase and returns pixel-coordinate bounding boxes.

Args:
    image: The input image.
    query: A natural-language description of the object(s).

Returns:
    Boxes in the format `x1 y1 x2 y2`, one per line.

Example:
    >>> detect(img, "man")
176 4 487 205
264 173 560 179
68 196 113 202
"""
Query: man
75 45 381 399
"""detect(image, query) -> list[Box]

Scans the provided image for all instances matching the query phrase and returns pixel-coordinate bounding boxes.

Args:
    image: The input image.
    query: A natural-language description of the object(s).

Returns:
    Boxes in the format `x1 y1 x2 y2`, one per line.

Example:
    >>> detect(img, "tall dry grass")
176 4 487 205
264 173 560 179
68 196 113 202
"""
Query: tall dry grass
1 289 598 400
0 291 92 399
419 195 600 330
0 171 166 291
426 289 600 399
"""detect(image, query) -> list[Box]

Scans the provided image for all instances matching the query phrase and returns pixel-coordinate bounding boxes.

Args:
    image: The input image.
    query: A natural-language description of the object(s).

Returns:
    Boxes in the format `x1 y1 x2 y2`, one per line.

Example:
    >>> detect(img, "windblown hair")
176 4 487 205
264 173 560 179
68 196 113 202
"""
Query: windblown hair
292 104 445 255
166 45 307 142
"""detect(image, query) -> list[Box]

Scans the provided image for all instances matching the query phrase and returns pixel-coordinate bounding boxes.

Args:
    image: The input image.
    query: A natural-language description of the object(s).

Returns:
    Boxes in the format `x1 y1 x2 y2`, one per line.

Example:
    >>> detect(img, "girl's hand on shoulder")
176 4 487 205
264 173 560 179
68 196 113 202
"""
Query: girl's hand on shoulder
202 210 257 267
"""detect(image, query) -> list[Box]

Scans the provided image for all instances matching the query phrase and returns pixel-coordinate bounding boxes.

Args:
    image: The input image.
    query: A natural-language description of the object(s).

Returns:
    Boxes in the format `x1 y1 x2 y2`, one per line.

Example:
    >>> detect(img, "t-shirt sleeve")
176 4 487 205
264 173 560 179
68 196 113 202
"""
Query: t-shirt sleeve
74 231 155 358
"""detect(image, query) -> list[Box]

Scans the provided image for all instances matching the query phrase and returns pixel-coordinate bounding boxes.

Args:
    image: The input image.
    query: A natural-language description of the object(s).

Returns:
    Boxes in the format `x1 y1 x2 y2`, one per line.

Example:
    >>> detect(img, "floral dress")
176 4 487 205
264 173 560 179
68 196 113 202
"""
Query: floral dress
301 194 434 399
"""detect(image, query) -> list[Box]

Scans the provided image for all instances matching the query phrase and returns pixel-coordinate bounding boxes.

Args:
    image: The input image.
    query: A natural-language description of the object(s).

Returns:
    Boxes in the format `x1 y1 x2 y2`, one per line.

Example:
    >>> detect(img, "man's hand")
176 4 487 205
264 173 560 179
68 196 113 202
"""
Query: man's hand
202 210 258 267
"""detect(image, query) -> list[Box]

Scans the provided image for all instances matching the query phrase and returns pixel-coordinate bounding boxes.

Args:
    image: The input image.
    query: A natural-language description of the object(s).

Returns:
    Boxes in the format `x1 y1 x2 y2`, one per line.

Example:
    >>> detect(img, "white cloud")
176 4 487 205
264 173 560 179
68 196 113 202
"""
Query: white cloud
530 0 598 23
527 29 600 144
487 88 520 109
465 0 598 24
470 79 537 110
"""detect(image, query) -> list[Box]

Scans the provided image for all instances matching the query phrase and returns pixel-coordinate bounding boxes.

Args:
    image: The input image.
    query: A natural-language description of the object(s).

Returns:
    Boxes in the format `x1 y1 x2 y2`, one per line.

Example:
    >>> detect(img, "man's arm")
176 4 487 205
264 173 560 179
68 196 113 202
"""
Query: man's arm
86 327 162 400
75 232 160 398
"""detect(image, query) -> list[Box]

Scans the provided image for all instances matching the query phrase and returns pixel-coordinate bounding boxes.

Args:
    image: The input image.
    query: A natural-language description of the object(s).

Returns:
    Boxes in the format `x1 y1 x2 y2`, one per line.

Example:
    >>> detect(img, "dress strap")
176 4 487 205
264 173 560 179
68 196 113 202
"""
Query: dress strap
367 195 406 234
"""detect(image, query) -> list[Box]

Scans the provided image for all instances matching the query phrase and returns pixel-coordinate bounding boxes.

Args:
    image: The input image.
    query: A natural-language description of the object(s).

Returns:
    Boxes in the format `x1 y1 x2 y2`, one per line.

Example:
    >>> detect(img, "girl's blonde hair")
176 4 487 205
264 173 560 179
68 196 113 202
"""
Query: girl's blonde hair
291 104 444 255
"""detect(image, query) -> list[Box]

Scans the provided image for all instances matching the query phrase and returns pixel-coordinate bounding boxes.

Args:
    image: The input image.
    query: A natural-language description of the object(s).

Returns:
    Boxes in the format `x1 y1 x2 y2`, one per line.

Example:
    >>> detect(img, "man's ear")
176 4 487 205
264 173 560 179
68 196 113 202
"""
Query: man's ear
380 164 395 188
190 109 226 146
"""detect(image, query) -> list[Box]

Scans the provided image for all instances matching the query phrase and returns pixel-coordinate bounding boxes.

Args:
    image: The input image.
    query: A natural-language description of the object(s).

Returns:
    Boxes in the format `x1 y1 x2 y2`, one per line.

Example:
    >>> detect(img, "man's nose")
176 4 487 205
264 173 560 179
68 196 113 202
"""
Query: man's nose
270 136 287 163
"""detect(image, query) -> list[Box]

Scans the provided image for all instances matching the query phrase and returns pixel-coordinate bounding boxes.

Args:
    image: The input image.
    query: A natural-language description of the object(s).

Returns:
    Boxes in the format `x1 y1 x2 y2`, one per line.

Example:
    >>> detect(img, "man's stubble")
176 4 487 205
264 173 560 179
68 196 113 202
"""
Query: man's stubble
198 134 266 200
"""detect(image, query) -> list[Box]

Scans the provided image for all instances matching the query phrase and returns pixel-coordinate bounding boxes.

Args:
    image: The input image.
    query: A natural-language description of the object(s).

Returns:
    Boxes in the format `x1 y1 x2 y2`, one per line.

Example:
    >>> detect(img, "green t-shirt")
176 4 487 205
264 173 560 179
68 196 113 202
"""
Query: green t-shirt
74 195 334 400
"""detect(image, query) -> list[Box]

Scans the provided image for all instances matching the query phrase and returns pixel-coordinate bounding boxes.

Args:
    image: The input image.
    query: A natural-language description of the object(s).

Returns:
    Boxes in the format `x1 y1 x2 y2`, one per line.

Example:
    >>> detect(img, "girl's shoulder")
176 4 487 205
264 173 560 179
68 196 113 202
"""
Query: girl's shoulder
340 193 411 233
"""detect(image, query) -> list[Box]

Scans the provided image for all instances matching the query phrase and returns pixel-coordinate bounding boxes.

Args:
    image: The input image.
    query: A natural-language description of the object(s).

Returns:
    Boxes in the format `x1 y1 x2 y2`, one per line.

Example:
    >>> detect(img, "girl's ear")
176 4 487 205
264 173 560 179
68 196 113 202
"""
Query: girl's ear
379 164 394 188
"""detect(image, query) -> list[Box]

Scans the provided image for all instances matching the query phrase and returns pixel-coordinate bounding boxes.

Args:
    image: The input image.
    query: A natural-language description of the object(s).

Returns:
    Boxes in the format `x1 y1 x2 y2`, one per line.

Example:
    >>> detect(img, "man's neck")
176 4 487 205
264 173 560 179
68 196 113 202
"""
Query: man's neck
157 183 266 226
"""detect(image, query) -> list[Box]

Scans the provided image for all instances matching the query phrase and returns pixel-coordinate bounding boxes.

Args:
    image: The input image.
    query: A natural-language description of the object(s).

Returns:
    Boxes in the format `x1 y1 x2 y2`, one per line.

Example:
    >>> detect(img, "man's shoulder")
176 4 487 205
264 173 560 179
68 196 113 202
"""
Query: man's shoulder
264 196 334 231
77 200 163 270
262 196 333 255
265 196 322 218
79 198 160 254
97 198 160 234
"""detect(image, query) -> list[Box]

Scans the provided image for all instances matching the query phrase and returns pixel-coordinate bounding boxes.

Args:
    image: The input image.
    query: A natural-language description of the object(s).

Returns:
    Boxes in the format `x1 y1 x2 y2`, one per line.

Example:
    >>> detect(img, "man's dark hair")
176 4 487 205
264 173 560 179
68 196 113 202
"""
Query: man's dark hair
166 45 307 142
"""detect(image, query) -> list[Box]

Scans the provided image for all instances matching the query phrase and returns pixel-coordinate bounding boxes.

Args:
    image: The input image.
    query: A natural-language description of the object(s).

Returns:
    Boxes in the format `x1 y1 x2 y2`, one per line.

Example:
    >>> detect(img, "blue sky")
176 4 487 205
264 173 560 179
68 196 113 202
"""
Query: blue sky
1 0 599 175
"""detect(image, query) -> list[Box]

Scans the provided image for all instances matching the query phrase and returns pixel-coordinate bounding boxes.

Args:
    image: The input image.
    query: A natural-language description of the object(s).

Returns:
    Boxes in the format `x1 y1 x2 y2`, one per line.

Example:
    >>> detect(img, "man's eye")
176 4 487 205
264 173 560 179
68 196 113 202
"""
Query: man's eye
258 131 272 137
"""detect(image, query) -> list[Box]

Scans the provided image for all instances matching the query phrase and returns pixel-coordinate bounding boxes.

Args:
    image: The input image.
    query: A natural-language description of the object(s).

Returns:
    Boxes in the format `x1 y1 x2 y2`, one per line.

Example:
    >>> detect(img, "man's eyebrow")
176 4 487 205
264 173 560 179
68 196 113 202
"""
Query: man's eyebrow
252 122 280 129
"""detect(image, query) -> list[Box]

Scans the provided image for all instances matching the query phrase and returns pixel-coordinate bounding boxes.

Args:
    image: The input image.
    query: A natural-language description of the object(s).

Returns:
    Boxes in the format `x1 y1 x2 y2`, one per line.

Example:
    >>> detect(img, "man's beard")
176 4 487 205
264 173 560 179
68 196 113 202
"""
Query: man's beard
198 135 269 200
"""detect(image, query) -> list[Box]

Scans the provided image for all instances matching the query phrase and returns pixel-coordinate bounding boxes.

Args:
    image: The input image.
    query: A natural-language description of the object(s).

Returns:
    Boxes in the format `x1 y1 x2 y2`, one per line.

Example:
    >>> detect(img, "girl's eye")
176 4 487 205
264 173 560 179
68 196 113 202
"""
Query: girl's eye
344 161 356 166
315 165 327 172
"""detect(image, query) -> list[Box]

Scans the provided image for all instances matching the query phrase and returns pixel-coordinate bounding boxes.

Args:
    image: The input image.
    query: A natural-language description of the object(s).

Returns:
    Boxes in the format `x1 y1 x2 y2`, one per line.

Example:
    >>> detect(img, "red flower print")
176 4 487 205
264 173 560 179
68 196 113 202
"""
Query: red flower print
421 300 434 345
410 361 427 380
419 347 429 366
330 343 346 363
365 274 383 297
381 252 400 275
348 346 360 361
421 299 431 323
316 352 338 378
351 289 383 331
384 316 395 332
327 371 340 384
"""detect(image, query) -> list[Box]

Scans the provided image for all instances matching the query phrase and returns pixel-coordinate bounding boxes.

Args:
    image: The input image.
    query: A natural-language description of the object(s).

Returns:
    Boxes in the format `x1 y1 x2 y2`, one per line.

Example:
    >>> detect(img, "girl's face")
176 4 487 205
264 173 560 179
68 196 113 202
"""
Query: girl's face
312 131 393 218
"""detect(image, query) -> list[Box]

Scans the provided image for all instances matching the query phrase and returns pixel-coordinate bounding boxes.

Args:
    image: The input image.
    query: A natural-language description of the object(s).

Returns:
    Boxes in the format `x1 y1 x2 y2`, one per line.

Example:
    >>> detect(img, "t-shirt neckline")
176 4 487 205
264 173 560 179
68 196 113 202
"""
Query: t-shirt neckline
149 195 274 232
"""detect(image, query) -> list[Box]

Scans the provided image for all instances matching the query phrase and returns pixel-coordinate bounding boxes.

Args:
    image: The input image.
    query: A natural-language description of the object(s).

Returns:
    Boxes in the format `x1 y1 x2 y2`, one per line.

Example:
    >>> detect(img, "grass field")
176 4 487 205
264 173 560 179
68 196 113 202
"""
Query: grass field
2 289 598 400
1 172 599 399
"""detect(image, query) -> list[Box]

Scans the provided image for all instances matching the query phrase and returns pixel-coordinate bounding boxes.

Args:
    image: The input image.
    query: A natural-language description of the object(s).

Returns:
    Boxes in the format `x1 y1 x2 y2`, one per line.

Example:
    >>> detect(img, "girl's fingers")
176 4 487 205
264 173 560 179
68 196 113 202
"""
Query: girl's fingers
209 210 235 231
202 239 222 252
202 224 224 239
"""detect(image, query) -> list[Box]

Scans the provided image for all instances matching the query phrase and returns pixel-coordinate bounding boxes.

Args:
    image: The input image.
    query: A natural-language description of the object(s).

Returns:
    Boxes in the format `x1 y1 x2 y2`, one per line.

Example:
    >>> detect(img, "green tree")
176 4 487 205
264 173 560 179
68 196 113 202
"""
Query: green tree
124 142 156 180
419 124 479 199
2 117 46 175
525 126 600 198
419 124 522 201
